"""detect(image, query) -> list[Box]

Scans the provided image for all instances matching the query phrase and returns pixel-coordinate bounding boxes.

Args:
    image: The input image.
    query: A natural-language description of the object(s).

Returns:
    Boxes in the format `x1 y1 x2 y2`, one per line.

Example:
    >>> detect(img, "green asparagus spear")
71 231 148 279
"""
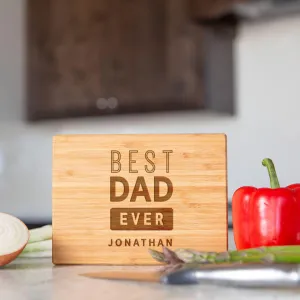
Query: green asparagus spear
149 246 300 265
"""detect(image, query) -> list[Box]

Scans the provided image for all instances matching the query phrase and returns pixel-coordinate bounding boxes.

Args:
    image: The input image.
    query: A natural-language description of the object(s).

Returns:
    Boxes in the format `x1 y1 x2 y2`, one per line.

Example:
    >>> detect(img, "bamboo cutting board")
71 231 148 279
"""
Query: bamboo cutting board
52 134 228 265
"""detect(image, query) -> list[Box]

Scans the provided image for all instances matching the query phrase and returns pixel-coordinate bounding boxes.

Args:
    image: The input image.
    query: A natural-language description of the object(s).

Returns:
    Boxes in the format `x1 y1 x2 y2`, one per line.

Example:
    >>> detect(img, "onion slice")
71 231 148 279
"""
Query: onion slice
0 213 29 266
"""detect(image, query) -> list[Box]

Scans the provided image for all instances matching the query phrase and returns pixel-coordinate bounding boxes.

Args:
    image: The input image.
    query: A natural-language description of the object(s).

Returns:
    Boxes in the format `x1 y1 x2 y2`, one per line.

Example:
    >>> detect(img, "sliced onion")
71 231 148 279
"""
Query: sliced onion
0 213 29 266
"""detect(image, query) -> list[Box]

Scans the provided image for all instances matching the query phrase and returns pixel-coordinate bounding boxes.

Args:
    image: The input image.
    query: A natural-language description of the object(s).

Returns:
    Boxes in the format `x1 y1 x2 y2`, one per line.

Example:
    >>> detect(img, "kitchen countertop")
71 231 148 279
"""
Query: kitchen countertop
1 231 300 300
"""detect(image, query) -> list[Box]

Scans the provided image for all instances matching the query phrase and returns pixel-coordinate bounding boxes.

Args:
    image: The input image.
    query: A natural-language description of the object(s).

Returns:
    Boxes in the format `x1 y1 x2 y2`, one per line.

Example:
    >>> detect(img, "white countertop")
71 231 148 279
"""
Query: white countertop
1 231 300 300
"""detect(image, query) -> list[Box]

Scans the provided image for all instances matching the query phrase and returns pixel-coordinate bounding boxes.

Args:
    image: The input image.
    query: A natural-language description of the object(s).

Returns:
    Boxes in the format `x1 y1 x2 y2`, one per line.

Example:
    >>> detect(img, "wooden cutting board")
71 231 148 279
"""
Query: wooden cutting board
52 134 228 265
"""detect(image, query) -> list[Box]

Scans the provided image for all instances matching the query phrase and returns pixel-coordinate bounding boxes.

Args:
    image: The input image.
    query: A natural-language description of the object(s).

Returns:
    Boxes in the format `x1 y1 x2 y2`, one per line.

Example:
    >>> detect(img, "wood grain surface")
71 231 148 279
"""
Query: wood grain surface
52 134 228 265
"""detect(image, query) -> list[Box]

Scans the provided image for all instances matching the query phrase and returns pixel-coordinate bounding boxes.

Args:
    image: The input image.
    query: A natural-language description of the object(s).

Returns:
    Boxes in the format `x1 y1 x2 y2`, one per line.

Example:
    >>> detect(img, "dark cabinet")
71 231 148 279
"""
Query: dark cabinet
188 0 249 19
26 0 237 121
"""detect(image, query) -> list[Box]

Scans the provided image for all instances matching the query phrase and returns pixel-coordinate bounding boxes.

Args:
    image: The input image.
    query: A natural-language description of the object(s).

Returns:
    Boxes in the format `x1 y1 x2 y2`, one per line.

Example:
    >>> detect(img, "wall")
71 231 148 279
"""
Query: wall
1 0 300 222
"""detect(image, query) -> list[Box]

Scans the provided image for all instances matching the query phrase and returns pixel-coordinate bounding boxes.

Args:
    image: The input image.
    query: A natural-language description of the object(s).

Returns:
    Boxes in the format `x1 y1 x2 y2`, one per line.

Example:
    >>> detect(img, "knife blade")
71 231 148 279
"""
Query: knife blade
80 270 163 283
80 263 300 288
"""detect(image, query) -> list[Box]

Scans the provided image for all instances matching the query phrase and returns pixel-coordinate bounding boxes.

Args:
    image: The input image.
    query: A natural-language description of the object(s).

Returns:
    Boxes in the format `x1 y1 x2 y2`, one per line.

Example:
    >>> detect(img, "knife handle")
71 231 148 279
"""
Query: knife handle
160 264 300 287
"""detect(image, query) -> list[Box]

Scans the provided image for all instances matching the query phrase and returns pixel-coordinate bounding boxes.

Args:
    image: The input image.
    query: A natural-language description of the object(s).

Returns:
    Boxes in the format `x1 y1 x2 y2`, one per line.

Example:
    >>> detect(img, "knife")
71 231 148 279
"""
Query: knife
80 263 300 288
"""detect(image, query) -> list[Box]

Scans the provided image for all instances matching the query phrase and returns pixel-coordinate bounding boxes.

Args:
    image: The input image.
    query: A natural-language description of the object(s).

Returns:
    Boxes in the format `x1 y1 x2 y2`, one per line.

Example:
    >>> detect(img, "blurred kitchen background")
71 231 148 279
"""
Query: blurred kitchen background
1 0 300 228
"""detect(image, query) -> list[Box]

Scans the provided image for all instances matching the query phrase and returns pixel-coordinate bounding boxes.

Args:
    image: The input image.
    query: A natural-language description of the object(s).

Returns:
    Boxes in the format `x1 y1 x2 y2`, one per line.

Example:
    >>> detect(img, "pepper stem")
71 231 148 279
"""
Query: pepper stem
262 158 280 188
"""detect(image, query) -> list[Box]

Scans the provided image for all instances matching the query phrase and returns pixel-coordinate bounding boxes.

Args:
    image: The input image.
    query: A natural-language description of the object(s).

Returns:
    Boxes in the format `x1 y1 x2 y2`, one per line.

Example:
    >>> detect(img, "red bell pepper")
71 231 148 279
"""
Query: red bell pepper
232 158 300 250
